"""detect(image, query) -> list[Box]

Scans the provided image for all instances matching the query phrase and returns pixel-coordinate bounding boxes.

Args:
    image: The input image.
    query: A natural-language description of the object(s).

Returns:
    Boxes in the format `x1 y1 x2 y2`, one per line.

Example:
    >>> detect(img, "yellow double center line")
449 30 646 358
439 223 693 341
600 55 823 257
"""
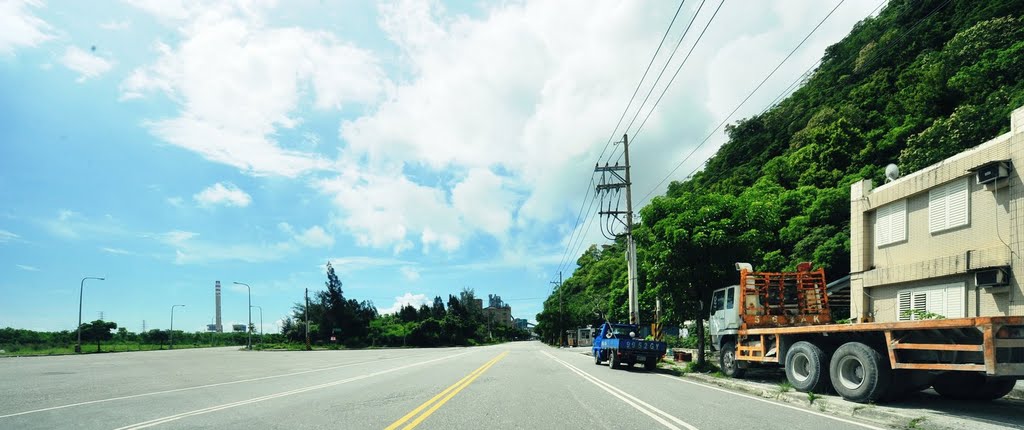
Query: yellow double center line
385 351 509 430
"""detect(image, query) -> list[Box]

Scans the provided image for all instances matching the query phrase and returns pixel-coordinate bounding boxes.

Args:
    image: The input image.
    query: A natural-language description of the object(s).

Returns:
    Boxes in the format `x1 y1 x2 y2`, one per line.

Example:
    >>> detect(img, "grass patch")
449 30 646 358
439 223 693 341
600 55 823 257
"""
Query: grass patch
1 342 237 356
807 391 818 404
777 381 793 393
904 417 926 429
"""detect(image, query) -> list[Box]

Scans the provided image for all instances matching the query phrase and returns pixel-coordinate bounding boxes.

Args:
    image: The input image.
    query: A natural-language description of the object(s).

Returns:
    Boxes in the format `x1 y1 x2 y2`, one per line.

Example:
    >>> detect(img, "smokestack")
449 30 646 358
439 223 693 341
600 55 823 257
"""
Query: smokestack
215 281 223 333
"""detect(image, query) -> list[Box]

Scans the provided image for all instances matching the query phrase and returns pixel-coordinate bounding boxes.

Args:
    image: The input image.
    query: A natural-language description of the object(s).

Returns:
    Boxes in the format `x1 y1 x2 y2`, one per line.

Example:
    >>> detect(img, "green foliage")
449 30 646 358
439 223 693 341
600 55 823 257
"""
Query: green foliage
900 309 946 320
79 320 117 352
538 0 1024 346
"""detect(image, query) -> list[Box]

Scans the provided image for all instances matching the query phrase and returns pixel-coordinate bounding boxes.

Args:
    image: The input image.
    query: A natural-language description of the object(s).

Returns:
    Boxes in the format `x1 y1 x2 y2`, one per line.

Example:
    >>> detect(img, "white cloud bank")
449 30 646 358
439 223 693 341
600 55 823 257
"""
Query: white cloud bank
0 0 53 55
122 0 885 259
377 292 429 315
60 46 114 82
193 182 252 208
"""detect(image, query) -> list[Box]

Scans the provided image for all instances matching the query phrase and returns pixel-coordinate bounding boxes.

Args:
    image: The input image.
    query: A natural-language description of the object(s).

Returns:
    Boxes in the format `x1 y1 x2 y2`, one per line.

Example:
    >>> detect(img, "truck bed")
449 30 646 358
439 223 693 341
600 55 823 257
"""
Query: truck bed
737 316 1024 376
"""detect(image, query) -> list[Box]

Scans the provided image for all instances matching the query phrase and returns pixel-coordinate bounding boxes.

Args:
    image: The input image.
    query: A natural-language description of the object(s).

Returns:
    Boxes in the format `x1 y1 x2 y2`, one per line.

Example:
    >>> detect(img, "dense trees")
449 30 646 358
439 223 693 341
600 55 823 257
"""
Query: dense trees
536 0 1024 356
279 267 529 348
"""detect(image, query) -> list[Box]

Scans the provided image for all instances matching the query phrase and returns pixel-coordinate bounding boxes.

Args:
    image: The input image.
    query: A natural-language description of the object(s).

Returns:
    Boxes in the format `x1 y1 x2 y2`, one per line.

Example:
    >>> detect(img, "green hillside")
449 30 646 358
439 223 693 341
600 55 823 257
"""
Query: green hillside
535 0 1024 344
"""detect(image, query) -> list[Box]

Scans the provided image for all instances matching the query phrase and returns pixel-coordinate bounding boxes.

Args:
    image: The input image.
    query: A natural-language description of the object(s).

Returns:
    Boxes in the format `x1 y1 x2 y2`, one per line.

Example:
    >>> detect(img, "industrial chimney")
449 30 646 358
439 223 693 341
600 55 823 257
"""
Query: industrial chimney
215 281 223 332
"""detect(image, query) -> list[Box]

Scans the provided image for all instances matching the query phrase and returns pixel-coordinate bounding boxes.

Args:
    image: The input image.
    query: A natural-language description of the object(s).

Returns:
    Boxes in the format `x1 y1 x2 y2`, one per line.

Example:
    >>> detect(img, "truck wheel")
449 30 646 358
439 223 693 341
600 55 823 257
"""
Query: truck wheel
933 373 1015 400
719 341 746 378
594 351 603 365
608 350 618 369
644 357 657 371
829 342 891 403
785 341 830 393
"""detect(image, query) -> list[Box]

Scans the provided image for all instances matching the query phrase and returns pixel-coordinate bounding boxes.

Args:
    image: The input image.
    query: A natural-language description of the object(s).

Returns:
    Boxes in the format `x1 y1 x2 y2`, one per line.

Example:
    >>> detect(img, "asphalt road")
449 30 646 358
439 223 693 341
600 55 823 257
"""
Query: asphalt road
0 342 903 429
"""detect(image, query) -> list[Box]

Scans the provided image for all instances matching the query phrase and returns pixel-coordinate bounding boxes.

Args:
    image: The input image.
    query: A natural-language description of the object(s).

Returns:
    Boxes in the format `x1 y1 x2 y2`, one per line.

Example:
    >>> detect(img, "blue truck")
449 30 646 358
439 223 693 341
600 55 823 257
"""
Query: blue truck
592 322 667 371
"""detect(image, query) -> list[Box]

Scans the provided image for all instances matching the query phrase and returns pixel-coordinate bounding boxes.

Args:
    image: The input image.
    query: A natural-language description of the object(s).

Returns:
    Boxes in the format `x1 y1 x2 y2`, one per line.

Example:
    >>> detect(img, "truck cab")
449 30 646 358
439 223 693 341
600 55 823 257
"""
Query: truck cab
709 285 741 352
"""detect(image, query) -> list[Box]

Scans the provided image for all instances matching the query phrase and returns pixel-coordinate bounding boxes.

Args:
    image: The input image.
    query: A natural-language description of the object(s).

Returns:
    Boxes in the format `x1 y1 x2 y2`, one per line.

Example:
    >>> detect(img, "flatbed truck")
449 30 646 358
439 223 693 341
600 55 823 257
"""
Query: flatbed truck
592 322 667 371
709 263 1024 403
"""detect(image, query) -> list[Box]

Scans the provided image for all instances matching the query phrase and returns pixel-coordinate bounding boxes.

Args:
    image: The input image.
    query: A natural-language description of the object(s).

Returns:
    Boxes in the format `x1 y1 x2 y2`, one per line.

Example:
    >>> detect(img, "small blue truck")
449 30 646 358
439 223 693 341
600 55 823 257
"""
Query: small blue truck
592 322 667 370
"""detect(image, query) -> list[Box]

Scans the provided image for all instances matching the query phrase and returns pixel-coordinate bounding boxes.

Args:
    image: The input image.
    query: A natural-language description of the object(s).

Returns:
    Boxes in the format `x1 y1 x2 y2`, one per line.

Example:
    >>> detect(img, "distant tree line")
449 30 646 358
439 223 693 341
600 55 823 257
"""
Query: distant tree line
279 262 530 348
0 323 277 354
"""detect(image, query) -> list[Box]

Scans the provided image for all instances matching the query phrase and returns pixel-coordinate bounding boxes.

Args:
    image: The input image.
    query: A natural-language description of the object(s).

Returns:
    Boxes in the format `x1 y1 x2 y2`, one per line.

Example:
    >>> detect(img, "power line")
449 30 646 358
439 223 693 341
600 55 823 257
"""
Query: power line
551 0 691 280
621 0 709 137
594 0 690 166
695 0 942 184
637 0 846 205
554 178 597 275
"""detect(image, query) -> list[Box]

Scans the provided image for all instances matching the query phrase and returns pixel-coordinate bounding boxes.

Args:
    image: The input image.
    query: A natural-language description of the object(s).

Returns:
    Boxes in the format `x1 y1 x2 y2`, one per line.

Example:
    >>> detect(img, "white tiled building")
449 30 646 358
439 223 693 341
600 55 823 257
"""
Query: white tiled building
849 105 1024 322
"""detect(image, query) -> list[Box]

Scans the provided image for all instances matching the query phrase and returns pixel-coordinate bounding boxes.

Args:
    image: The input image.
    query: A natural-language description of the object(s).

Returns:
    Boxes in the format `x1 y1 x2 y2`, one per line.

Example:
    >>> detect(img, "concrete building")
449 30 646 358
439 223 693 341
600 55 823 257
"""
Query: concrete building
849 105 1024 322
483 305 513 328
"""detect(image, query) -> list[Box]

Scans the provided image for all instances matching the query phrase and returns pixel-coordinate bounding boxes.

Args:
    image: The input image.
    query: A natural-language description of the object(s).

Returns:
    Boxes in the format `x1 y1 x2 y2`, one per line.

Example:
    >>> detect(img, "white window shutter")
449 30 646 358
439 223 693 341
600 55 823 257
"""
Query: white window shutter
945 284 965 318
947 179 969 228
891 200 906 242
925 289 945 317
897 291 912 321
875 200 906 247
929 185 947 233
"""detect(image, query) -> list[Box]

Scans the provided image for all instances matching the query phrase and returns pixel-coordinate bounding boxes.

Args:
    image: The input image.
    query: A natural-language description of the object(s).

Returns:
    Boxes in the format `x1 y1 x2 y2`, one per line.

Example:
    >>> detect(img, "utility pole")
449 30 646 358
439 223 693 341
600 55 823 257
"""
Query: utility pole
305 288 311 351
550 271 563 347
595 133 640 325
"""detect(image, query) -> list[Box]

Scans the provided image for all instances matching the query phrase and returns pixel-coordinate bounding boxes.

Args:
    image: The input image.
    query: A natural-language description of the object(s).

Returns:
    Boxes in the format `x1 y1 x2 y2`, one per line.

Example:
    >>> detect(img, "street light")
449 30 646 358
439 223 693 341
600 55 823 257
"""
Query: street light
76 277 105 353
233 282 252 350
170 304 185 350
250 305 263 346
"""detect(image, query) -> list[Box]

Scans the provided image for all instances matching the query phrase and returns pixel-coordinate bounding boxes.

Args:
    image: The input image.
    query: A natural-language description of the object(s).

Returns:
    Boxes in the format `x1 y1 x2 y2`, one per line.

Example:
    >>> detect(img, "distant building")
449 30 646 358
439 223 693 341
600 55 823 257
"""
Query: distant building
232 324 247 332
483 305 513 327
514 318 529 330
849 105 1024 322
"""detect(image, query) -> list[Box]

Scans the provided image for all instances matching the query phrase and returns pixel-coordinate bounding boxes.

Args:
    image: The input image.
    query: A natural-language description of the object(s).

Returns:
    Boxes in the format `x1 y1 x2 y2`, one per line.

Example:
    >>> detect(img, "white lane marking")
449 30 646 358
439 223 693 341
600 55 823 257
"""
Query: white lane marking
540 351 699 430
113 350 474 430
655 374 887 430
0 353 429 419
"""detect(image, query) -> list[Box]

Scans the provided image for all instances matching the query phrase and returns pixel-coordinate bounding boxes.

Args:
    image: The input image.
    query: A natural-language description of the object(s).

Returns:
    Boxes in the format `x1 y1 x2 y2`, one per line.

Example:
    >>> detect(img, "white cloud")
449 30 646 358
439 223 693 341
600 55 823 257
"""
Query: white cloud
60 46 114 82
193 182 252 207
377 292 429 315
0 229 19 242
99 20 131 30
294 225 334 248
16 264 40 272
399 266 420 281
120 1 386 177
325 256 413 272
156 230 295 264
277 222 294 234
166 196 184 207
0 0 53 55
100 247 134 255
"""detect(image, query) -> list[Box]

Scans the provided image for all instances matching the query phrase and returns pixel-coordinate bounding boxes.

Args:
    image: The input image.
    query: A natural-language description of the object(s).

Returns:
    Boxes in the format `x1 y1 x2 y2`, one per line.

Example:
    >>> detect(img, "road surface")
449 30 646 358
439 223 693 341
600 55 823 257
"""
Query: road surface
0 342 927 429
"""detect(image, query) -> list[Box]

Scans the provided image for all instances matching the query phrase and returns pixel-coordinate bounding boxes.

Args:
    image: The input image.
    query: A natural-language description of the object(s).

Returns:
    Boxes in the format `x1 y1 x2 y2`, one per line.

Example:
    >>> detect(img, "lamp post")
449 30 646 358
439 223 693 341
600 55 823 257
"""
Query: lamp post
250 305 263 346
233 282 252 350
76 277 105 353
170 304 185 349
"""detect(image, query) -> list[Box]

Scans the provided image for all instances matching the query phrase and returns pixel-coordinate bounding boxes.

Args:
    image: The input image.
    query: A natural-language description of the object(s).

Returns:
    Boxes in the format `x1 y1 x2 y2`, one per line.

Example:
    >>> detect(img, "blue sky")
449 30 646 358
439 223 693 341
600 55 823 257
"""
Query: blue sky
0 0 883 333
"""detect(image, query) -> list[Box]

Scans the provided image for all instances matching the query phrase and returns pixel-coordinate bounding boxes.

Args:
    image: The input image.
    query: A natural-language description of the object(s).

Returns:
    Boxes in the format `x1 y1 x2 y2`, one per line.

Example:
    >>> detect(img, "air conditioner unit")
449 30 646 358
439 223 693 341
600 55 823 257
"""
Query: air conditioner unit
976 161 1011 185
975 267 1010 287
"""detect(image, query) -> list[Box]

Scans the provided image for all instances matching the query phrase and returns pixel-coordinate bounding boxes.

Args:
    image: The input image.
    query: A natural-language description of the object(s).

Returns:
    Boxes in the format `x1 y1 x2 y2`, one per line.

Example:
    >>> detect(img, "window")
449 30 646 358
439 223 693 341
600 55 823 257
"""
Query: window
875 199 907 247
725 287 735 310
929 178 969 233
896 282 965 321
712 290 726 312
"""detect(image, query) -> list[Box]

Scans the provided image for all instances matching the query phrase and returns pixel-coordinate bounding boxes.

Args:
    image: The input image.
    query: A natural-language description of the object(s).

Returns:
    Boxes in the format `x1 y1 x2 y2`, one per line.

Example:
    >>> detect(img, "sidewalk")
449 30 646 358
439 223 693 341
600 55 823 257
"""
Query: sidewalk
575 347 1024 430
659 354 1024 430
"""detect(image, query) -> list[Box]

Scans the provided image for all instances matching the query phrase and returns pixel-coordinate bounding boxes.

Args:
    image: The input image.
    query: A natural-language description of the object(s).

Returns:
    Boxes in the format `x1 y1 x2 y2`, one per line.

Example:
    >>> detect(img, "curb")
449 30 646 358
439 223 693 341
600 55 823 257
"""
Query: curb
676 371 911 427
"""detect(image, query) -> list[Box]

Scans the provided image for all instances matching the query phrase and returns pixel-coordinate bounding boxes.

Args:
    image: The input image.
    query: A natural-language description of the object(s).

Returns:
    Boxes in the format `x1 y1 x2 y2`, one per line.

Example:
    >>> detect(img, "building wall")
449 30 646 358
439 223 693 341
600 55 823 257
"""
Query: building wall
850 105 1024 322
483 306 513 327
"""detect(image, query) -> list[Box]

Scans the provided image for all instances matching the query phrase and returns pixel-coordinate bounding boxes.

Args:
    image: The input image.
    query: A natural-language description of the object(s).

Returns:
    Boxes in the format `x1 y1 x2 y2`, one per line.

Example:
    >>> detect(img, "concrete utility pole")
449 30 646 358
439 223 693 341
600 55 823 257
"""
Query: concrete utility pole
170 305 185 349
550 272 563 347
305 288 311 351
595 134 640 325
76 276 105 353
233 282 252 350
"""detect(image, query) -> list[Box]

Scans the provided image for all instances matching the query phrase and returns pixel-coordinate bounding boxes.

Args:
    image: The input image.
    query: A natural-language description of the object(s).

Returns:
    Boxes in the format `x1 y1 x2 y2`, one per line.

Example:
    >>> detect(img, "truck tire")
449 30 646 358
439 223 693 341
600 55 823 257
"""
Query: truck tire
829 342 891 403
608 350 619 369
883 370 932 401
785 341 830 394
933 373 1015 401
719 341 746 378
594 350 603 365
644 356 657 371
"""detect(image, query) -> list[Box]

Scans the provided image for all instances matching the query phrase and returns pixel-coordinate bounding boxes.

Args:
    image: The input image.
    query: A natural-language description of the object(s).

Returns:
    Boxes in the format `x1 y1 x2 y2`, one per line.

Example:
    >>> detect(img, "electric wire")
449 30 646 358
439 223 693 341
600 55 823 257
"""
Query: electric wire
638 0 847 204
